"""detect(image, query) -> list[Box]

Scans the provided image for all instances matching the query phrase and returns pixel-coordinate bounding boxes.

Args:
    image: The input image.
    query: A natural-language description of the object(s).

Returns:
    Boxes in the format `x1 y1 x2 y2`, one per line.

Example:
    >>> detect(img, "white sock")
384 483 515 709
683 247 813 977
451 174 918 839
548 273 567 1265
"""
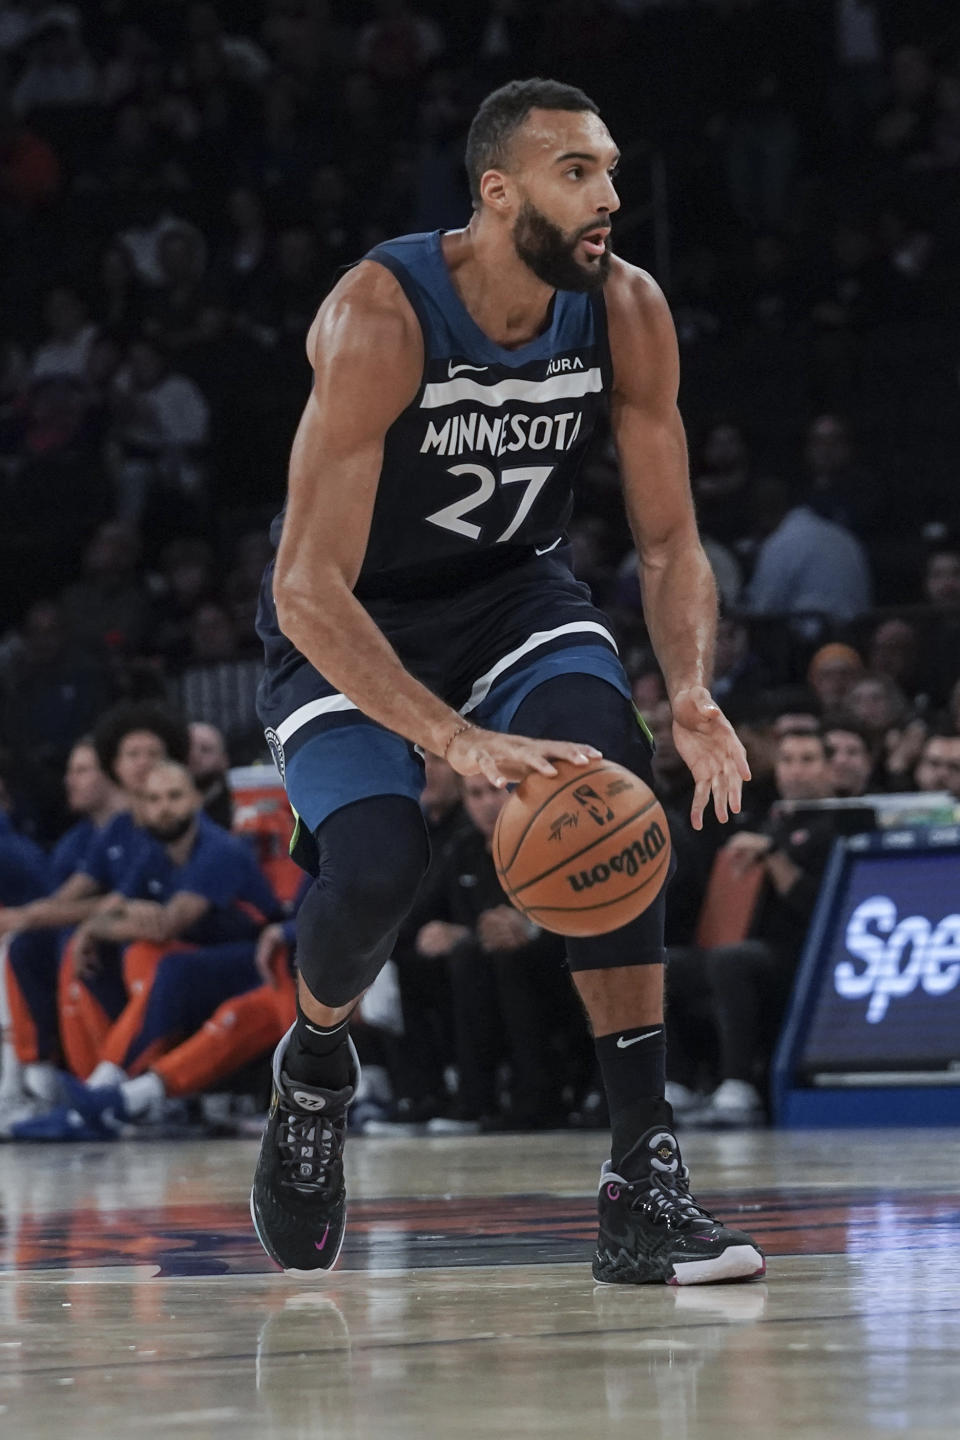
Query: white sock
24 1061 61 1103
87 1060 127 1089
119 1072 165 1118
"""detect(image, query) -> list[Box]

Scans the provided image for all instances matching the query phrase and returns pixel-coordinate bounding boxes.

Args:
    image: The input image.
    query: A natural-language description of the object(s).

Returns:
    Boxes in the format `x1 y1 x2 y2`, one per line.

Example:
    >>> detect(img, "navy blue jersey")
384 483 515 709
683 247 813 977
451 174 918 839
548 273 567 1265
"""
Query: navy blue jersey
0 813 49 906
49 818 96 889
78 811 150 894
116 813 281 945
258 230 612 628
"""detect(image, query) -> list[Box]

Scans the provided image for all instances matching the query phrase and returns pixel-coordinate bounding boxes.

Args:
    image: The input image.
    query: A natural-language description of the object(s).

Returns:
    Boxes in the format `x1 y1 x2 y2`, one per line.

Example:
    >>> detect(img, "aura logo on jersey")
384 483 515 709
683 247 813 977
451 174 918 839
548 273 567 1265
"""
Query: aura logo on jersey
566 821 667 892
834 895 960 1022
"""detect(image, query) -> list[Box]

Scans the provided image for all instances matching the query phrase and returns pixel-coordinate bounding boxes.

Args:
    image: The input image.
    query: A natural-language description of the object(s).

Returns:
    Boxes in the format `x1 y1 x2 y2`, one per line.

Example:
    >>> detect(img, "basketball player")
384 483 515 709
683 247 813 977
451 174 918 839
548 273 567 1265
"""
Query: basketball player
252 79 764 1286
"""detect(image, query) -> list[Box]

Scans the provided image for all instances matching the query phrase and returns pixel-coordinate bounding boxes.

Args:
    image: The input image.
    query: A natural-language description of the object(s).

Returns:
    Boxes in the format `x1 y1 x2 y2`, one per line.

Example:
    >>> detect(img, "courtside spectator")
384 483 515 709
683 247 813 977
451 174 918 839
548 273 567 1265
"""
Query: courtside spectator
807 643 865 714
13 760 281 1140
824 722 875 797
188 721 232 829
914 730 960 800
0 740 123 1132
371 752 464 1130
668 730 836 1128
415 774 584 1134
744 477 872 622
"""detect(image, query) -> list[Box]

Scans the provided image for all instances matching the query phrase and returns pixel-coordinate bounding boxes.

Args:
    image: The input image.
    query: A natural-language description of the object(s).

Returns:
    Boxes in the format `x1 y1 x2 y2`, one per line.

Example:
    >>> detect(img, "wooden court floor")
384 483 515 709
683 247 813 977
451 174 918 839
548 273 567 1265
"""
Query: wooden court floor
1 1127 959 1439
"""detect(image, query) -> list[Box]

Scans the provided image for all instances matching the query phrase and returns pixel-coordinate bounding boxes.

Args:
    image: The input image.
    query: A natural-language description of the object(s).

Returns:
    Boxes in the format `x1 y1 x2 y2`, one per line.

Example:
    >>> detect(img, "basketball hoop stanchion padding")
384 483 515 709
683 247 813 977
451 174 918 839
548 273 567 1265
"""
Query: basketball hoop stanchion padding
493 759 670 938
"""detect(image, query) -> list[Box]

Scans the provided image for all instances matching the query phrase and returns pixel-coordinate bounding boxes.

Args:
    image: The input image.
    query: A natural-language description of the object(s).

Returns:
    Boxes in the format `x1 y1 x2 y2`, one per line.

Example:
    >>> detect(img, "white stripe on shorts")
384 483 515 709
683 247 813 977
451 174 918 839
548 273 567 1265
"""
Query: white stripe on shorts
274 621 618 745
276 692 358 745
460 621 618 716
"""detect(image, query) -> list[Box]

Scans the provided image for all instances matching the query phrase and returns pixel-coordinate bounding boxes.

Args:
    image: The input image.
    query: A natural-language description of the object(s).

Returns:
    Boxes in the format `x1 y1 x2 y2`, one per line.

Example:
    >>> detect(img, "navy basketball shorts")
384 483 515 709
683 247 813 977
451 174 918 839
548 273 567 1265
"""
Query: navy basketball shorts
257 548 643 839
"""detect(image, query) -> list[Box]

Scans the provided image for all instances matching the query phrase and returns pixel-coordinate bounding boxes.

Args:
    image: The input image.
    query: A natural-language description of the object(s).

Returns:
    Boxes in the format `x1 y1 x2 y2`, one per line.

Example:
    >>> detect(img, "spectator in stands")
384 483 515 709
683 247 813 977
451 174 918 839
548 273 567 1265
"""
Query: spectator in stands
744 477 872 622
60 522 153 659
0 99 60 215
842 672 926 787
214 186 271 308
947 679 960 736
914 730 960 800
30 286 97 382
187 720 232 829
0 598 111 803
671 729 836 1127
921 545 960 705
106 336 210 526
865 617 929 708
0 740 122 1130
13 758 282 1140
807 642 865 714
11 16 97 117
873 44 936 165
690 419 753 554
93 243 147 338
824 722 875 797
711 616 765 705
367 754 464 1131
414 773 583 1133
0 708 187 1131
149 536 217 661
188 600 238 663
629 662 665 717
0 748 49 905
143 224 223 358
801 414 872 533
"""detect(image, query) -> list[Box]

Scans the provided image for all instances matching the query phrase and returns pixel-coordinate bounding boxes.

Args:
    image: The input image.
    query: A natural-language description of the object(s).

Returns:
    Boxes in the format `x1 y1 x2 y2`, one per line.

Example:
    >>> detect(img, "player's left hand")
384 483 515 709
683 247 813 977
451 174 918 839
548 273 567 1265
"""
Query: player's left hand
670 685 750 830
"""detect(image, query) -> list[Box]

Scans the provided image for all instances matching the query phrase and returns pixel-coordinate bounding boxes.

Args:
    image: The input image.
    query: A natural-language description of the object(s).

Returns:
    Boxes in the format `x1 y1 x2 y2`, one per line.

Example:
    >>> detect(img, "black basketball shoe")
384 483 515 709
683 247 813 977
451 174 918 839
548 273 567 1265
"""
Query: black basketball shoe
250 1024 360 1273
592 1126 766 1286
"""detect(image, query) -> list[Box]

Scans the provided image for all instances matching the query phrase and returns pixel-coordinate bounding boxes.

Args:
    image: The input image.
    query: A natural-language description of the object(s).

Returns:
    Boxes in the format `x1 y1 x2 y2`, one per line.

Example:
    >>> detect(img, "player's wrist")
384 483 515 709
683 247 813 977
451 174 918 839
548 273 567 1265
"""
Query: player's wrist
440 718 475 760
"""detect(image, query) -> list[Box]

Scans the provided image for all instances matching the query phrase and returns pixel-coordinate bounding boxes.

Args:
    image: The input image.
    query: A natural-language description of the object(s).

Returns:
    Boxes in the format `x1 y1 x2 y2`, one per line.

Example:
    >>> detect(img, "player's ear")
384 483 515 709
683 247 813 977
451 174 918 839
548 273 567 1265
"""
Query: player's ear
479 169 511 214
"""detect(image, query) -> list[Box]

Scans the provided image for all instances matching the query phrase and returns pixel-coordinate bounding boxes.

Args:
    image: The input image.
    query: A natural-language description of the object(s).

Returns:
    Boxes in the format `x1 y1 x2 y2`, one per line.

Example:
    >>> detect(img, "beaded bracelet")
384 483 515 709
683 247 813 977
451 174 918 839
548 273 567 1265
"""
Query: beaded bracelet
442 719 474 759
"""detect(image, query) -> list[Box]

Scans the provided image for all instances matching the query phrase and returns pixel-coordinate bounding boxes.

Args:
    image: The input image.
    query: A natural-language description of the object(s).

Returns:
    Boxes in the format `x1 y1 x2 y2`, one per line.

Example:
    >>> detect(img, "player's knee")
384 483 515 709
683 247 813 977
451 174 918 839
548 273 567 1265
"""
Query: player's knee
296 795 429 996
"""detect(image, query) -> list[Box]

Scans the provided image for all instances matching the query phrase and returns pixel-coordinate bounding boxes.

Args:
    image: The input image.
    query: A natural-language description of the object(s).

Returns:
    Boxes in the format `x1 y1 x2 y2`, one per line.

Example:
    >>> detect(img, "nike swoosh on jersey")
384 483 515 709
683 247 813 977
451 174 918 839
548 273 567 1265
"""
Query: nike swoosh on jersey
535 537 563 555
615 1030 661 1049
447 359 489 378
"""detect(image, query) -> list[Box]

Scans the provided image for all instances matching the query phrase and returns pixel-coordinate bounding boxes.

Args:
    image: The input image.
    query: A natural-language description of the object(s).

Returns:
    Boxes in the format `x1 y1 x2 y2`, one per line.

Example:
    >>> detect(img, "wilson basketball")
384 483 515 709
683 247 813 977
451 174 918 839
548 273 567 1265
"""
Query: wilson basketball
493 759 671 937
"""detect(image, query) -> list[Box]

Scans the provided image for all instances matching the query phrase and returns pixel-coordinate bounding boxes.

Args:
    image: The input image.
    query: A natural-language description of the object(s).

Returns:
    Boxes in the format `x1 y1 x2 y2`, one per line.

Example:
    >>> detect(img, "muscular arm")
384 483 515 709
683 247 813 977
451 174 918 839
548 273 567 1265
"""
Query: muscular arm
84 892 210 945
606 262 716 695
606 261 749 827
274 264 464 759
0 871 102 934
272 263 598 787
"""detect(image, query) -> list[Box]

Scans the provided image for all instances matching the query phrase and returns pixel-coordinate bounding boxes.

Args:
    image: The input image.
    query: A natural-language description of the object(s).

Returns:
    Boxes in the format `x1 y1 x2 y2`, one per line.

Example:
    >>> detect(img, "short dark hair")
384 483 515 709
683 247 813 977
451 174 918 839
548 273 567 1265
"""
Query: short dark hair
776 727 826 752
823 719 873 753
465 77 600 207
93 702 189 784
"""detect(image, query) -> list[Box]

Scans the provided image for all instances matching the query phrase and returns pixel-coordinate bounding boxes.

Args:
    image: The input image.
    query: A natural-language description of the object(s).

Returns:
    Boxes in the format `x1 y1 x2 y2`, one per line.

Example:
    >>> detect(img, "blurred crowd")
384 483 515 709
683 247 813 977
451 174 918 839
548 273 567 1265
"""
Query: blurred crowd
1 0 959 1138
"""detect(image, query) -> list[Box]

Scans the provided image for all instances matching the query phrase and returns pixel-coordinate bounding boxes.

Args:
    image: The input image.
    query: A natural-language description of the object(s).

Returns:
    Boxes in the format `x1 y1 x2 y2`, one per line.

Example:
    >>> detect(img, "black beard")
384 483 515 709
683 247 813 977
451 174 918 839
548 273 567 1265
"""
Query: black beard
147 815 195 844
513 200 611 293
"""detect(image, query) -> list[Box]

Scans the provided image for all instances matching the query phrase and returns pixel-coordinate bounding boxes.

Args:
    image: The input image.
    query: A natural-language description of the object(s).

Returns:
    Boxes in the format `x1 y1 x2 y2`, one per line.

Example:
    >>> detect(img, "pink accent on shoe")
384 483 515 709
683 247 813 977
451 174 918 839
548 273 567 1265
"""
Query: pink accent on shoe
606 1184 621 1202
315 1225 330 1252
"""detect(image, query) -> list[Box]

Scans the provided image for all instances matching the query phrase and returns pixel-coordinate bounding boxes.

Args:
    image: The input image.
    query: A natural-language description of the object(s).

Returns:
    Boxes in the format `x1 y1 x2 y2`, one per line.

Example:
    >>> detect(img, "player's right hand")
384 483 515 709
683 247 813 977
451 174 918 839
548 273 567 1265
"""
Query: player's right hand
445 724 601 788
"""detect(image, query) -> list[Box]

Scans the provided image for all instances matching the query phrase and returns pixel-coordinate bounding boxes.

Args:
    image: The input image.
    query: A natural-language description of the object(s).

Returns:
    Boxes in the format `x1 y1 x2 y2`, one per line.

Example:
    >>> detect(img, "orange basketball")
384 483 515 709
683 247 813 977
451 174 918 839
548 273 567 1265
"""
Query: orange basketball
493 759 671 937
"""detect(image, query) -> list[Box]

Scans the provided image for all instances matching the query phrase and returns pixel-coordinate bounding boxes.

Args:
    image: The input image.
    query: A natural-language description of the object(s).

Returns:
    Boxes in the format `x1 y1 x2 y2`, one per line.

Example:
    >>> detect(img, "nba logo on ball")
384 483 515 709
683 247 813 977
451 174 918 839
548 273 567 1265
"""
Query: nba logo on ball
493 759 671 937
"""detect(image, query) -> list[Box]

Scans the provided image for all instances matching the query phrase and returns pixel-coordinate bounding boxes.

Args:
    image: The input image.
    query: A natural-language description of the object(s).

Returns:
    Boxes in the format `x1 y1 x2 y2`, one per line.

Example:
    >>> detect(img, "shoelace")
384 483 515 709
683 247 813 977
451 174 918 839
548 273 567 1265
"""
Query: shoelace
629 1166 717 1229
277 1109 342 1194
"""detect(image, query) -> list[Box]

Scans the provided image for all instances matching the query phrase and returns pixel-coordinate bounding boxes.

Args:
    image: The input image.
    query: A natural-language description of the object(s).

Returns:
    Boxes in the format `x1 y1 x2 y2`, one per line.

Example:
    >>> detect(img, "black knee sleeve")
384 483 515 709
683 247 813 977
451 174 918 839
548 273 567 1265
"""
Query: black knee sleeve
511 674 667 973
295 795 430 1007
